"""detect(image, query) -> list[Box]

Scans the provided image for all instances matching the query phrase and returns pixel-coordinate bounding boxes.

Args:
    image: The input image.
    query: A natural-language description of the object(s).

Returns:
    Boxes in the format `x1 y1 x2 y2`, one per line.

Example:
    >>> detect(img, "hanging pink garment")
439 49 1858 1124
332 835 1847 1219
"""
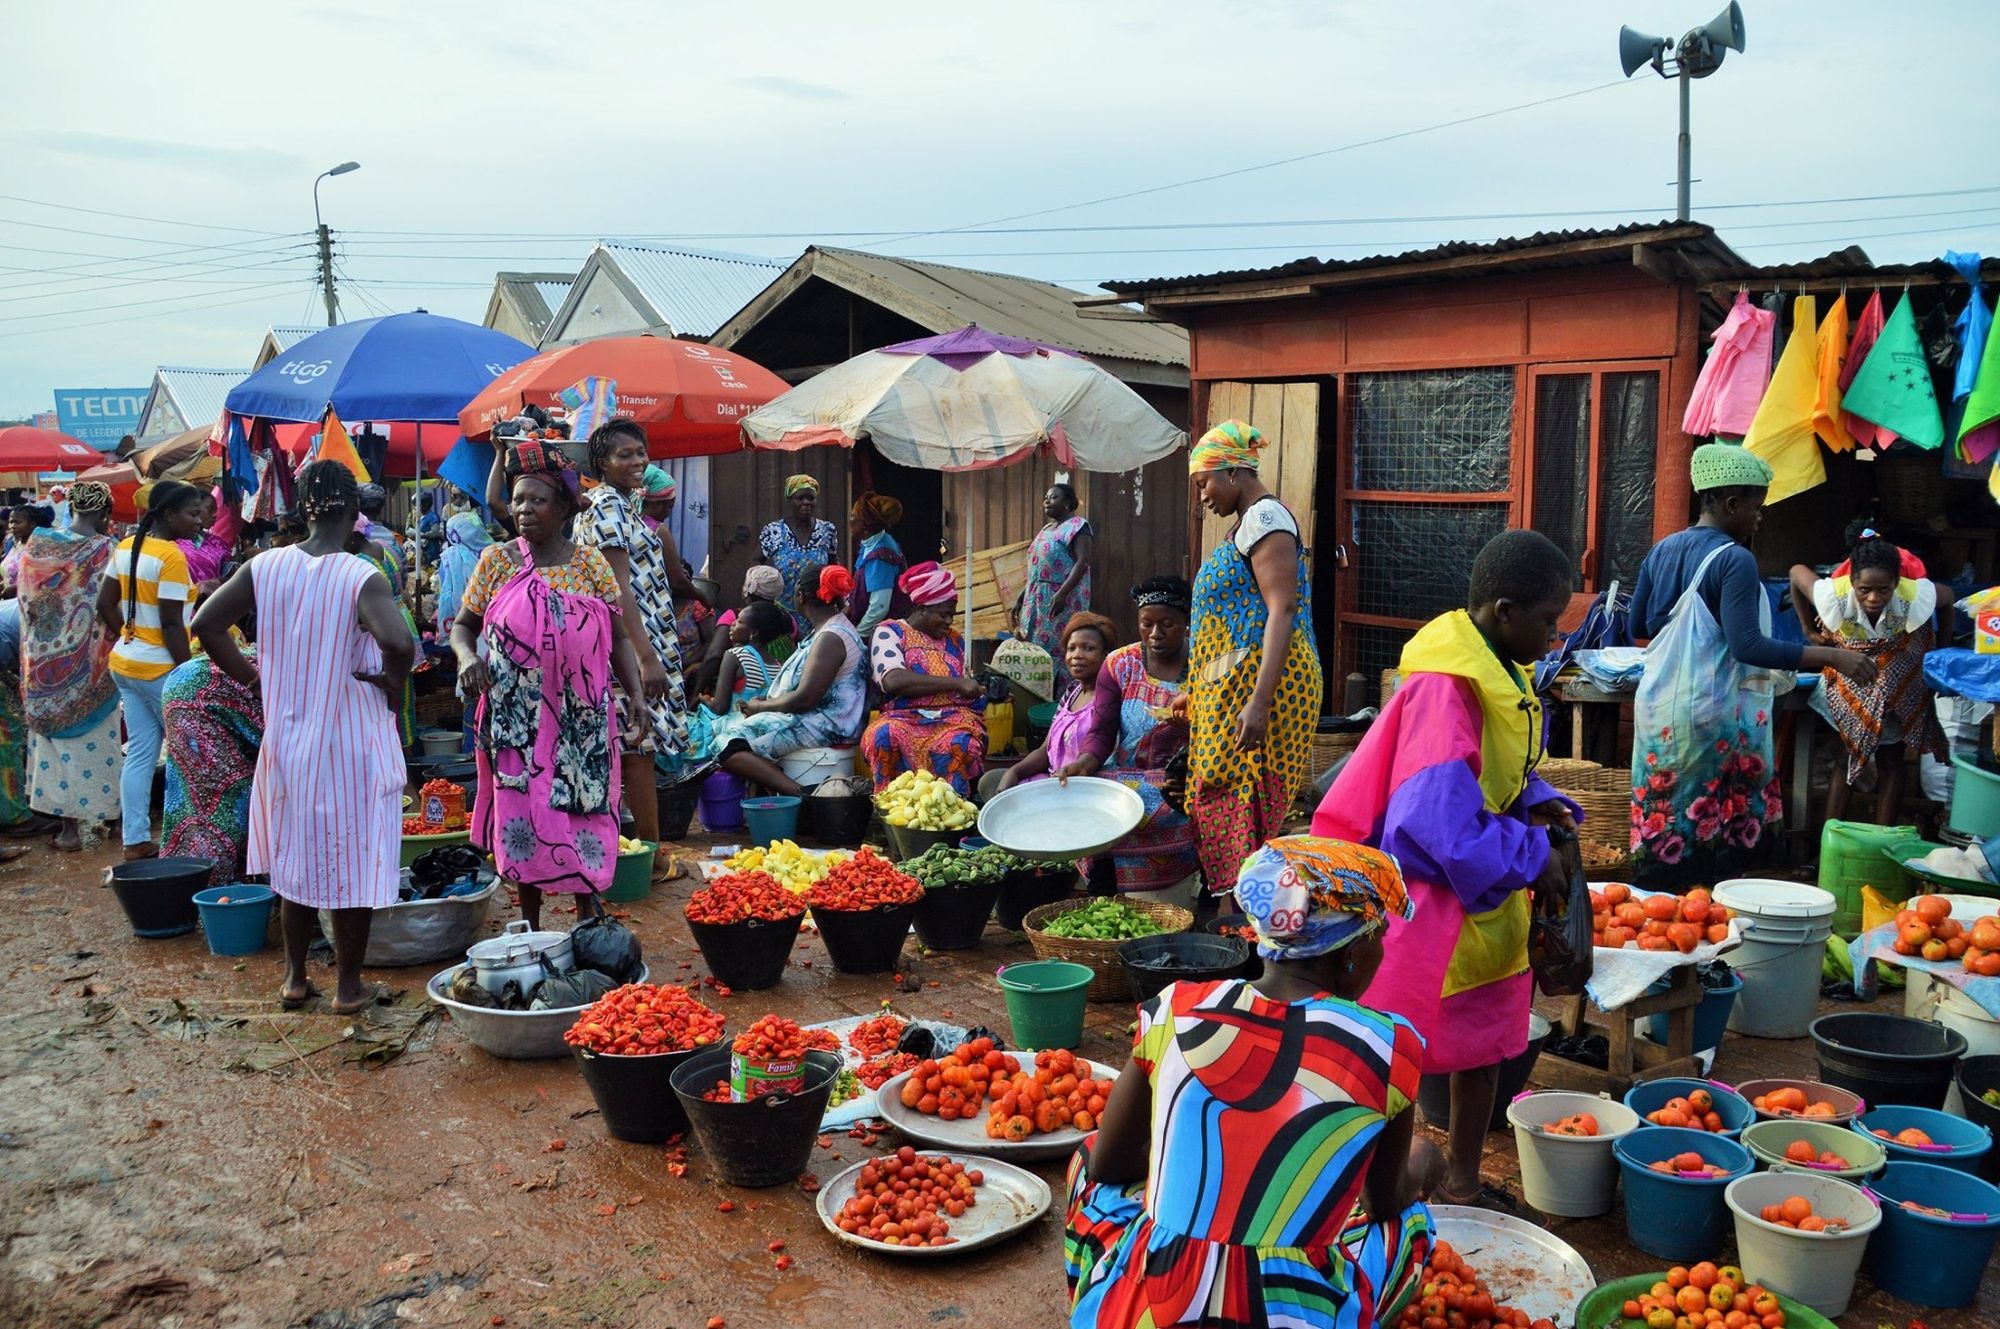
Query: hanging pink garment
1682 292 1776 438
1840 292 1900 450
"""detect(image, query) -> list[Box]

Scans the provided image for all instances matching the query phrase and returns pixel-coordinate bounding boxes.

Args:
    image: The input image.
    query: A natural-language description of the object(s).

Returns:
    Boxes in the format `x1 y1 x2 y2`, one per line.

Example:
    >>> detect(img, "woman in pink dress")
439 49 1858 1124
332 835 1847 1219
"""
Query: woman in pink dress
192 461 414 1014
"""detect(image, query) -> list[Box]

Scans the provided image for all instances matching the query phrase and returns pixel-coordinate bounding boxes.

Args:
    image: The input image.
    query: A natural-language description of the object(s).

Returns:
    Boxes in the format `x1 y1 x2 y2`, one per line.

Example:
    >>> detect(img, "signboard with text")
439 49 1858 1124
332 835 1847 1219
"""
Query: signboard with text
53 387 148 449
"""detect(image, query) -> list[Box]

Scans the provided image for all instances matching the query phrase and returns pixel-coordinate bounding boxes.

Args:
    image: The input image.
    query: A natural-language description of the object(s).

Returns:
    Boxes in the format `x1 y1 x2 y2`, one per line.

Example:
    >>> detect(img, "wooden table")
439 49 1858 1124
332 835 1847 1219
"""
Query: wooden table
1532 964 1706 1096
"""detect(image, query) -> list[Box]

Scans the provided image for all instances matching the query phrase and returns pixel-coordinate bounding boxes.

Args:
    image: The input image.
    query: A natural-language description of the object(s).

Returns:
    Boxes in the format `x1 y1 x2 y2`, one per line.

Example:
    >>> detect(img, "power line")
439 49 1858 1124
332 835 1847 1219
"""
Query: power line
1734 216 2000 250
0 213 299 251
0 284 314 342
0 278 306 326
0 193 292 234
0 250 313 299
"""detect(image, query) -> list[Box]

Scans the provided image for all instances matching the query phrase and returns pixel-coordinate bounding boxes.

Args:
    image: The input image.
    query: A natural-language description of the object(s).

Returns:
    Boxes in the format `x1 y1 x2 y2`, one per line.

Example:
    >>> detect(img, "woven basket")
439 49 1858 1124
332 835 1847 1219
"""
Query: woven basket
1379 669 1401 711
1564 787 1633 855
1579 838 1634 874
1022 899 1193 1002
1311 730 1365 775
1538 758 1628 793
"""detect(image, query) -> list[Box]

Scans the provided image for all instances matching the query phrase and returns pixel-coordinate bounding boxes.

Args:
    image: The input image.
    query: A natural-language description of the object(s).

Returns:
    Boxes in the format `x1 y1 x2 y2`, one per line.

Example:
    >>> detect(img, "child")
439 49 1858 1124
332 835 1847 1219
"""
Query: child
1789 523 1949 825
1313 530 1578 1209
707 599 790 715
985 612 1116 799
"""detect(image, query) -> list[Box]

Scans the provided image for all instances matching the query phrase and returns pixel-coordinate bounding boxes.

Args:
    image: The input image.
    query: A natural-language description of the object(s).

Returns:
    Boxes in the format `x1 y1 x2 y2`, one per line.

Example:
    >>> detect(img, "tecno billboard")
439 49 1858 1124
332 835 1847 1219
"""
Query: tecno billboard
54 387 148 449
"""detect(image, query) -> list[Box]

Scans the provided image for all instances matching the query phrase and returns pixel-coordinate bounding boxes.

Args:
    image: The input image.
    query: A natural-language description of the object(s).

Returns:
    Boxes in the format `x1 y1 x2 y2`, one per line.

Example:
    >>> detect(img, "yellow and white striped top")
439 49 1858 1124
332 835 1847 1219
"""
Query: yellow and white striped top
108 536 192 681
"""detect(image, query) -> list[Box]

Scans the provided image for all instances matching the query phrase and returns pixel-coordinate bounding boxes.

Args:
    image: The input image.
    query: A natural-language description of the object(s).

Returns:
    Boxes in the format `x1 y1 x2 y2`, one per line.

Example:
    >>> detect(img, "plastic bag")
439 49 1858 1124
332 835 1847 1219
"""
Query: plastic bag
1528 827 1593 996
570 914 644 983
531 967 619 1011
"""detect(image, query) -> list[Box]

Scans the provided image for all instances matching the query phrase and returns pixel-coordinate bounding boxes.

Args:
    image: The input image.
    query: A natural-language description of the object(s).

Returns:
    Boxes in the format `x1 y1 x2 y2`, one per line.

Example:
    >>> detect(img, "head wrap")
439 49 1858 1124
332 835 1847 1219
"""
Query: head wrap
1690 442 1773 492
742 564 784 601
898 560 957 606
356 482 387 511
46 485 67 502
1189 420 1264 475
1060 611 1118 653
852 491 904 530
784 474 820 500
445 510 493 552
643 464 677 501
1231 836 1412 961
507 438 583 508
68 481 112 515
814 565 856 604
1131 577 1192 615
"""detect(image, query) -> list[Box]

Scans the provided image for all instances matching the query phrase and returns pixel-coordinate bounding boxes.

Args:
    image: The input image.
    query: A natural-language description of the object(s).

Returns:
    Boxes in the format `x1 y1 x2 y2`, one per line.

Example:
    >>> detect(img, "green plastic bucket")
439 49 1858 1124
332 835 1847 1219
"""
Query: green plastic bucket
1575 1275 1836 1329
1816 819 1918 936
1949 754 2000 839
602 841 656 903
997 960 1092 1050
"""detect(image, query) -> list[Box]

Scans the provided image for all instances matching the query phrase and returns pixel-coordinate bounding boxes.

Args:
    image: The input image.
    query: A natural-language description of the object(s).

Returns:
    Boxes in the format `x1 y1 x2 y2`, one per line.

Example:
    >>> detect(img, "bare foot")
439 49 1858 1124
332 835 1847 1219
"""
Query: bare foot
279 980 320 1010
51 826 82 853
330 987 379 1016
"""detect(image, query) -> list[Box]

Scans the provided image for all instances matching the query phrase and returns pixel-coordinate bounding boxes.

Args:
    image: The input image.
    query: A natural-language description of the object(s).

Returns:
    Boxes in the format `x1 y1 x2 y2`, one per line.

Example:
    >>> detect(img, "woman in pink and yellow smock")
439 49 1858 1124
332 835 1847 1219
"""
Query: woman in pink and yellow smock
1313 530 1578 1208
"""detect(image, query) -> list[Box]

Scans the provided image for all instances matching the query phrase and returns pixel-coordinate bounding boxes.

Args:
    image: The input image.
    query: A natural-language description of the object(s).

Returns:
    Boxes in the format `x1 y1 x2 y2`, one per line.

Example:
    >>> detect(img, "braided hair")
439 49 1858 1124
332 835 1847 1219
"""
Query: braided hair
586 417 647 484
124 479 204 634
297 459 361 524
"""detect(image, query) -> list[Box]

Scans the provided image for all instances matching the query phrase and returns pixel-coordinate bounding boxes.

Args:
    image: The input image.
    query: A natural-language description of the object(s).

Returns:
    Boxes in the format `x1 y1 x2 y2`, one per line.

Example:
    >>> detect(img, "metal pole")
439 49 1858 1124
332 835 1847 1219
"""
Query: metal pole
412 422 425 607
963 500 974 645
1676 63 1692 221
316 223 338 326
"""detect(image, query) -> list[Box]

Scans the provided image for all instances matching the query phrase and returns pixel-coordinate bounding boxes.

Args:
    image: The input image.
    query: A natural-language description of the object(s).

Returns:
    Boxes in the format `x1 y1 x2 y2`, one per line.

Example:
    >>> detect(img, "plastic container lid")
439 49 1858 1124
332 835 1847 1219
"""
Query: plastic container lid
1713 878 1838 920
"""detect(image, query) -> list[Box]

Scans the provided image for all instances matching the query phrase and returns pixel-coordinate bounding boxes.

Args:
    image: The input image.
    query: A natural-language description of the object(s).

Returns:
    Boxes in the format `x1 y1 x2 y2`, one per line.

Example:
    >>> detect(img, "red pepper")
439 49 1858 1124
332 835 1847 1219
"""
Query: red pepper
561 983 724 1056
685 871 806 925
806 849 922 912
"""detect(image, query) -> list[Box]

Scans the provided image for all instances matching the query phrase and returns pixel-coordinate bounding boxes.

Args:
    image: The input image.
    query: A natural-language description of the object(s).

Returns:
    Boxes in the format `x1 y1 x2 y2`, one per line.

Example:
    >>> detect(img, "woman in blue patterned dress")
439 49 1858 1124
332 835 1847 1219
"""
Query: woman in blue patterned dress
760 474 839 637
1017 482 1094 658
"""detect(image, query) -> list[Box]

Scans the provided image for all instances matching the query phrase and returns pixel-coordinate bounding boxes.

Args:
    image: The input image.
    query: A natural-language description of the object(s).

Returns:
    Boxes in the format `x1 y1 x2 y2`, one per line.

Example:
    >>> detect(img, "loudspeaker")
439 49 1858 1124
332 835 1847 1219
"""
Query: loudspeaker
1618 25 1669 78
1698 1 1747 56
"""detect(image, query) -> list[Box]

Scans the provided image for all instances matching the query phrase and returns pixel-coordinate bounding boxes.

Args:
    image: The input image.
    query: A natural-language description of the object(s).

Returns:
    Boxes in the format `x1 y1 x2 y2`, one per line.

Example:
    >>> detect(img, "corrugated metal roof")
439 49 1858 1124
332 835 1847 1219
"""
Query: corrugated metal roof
597 242 785 337
486 272 576 340
155 366 241 433
1727 246 2000 284
533 279 573 313
267 326 319 352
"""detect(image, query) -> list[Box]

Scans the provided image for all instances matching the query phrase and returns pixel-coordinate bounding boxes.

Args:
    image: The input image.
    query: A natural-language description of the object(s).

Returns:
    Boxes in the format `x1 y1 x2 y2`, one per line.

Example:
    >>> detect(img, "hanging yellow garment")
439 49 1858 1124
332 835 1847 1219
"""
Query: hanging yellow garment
1745 294 1828 503
1811 294 1857 453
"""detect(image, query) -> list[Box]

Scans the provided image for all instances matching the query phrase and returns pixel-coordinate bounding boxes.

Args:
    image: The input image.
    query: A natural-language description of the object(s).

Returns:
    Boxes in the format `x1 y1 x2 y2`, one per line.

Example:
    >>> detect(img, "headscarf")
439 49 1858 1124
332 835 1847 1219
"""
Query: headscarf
1689 441 1773 492
784 474 820 500
643 464 676 502
898 560 957 606
68 482 112 515
436 512 494 633
742 565 784 601
1131 576 1192 615
506 438 582 508
1189 419 1264 474
1231 836 1413 961
813 565 856 605
1059 611 1118 653
852 491 904 530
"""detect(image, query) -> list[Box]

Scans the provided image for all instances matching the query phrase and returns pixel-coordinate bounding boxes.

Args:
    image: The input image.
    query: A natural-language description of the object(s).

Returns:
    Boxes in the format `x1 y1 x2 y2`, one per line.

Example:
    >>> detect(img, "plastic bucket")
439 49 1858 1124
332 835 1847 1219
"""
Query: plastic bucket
573 1043 707 1142
1505 1091 1641 1217
1817 818 1919 936
1643 969 1742 1054
1924 980 2000 1060
1722 1171 1882 1317
994 865 1080 930
192 885 275 956
1117 933 1253 1004
687 913 804 990
655 775 700 841
1853 1104 1994 1173
1712 879 1836 1038
1949 753 2000 838
1957 1055 2000 1182
699 771 746 832
1613 1125 1753 1261
669 1047 841 1187
1418 1013 1551 1133
418 727 461 756
778 746 853 787
1742 1118 1884 1180
912 878 1004 951
602 842 656 904
107 855 213 938
803 792 872 846
1623 1077 1755 1138
886 823 963 862
1737 1077 1865 1126
997 960 1093 1050
810 901 918 973
1811 1012 1968 1108
741 796 801 848
1862 1160 2000 1307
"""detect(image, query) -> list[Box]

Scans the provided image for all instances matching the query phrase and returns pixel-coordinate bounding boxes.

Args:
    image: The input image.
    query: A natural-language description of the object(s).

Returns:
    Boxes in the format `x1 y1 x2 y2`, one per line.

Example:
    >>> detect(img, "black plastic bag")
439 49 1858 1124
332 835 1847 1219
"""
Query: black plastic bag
1528 827 1593 997
570 913 644 984
411 844 485 896
532 966 619 1011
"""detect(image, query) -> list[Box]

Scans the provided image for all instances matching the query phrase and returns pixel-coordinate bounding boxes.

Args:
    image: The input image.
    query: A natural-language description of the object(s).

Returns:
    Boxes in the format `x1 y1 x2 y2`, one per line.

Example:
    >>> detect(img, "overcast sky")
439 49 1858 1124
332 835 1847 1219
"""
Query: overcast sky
4 0 1997 417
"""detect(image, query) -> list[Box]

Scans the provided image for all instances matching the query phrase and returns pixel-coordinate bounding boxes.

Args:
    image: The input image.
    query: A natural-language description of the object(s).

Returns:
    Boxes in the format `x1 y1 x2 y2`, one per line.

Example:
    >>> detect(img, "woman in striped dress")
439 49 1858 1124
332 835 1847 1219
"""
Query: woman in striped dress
1065 837 1439 1329
193 462 414 1014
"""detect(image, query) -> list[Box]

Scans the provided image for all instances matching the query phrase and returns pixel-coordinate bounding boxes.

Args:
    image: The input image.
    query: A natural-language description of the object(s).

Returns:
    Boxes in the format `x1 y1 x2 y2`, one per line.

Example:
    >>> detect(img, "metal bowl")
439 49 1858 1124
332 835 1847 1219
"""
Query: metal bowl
977 777 1145 862
425 962 649 1060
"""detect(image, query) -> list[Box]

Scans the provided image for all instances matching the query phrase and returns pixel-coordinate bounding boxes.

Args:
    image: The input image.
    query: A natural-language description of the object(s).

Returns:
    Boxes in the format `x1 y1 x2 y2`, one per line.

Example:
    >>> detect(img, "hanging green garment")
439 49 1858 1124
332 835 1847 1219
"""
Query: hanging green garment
1744 294 1827 503
1843 294 1945 450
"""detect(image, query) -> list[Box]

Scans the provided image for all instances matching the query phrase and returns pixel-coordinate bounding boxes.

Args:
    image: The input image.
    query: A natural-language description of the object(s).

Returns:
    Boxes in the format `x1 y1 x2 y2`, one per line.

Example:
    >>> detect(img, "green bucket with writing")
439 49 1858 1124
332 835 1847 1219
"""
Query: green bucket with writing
997 960 1093 1050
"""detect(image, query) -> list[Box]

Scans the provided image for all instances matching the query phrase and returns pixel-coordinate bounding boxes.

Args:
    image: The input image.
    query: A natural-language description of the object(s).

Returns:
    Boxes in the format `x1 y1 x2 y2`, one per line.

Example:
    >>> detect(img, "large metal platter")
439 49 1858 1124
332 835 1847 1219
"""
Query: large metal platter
978 777 1144 861
814 1151 1051 1258
873 1052 1120 1161
1429 1205 1594 1329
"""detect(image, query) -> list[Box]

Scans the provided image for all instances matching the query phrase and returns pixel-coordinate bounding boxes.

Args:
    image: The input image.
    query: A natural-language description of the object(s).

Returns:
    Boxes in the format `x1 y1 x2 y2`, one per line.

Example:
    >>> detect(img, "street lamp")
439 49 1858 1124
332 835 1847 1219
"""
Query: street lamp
1617 3 1746 222
313 160 361 326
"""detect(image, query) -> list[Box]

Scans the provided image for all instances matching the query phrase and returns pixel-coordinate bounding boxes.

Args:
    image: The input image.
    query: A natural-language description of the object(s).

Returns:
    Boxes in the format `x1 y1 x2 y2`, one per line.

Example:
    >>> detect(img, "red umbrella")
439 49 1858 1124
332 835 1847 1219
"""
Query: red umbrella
0 426 103 473
457 335 789 458
270 420 456 478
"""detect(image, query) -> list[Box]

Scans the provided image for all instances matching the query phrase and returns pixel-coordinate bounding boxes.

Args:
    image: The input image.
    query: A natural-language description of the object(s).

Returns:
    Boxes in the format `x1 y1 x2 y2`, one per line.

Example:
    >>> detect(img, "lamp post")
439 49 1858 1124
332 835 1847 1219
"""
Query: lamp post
313 161 360 327
1617 4 1746 221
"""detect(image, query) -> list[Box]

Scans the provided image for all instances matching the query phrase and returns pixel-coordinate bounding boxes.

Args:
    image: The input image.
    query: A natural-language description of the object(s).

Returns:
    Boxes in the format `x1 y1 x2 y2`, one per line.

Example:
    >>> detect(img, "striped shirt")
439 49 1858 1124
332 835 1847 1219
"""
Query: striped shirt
108 537 193 681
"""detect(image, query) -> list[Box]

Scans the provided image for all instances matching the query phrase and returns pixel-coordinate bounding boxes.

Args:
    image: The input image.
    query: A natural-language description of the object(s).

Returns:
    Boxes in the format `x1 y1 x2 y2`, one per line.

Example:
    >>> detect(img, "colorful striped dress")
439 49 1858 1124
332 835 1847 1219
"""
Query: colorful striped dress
1091 644 1198 892
1065 979 1433 1329
244 546 404 910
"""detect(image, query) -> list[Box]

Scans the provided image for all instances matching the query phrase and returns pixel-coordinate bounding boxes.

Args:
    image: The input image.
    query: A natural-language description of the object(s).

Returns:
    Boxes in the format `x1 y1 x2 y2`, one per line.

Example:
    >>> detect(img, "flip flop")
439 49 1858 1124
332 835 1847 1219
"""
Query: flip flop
279 984 321 1011
0 845 30 864
330 986 387 1016
1435 1180 1520 1213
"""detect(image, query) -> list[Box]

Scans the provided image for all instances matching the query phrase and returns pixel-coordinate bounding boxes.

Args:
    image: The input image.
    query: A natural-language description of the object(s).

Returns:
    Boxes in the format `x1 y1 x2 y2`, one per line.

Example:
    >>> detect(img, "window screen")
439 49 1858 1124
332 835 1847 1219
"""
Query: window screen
1532 374 1590 591
1351 624 1413 686
1599 372 1660 589
1352 500 1512 623
1349 368 1515 493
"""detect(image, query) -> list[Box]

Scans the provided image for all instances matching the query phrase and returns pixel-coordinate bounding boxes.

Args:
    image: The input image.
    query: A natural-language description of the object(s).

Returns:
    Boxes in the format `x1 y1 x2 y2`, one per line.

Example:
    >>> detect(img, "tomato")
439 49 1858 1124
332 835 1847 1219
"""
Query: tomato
561 983 724 1056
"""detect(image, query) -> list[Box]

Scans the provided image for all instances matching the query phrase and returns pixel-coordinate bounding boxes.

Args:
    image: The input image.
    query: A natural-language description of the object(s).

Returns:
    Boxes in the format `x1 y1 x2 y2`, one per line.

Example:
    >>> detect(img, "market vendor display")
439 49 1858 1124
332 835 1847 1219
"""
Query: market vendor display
863 562 987 796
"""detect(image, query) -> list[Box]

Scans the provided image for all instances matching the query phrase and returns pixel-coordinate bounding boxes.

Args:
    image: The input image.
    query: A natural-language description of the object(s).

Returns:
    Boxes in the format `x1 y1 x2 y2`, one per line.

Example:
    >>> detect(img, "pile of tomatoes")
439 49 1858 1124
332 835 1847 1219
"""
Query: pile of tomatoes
1592 884 1734 953
1754 1194 1845 1233
1613 1263 1789 1329
1890 895 2000 976
900 1038 1022 1122
1644 1150 1734 1178
562 983 725 1056
1545 1111 1599 1137
1781 1139 1851 1169
829 1146 983 1247
858 1051 920 1089
402 816 448 836
685 870 807 925
1396 1240 1554 1329
981 1049 1112 1141
1961 909 2000 977
806 848 923 911
849 1014 907 1058
1644 1087 1728 1132
1869 1125 1936 1146
1747 1086 1839 1119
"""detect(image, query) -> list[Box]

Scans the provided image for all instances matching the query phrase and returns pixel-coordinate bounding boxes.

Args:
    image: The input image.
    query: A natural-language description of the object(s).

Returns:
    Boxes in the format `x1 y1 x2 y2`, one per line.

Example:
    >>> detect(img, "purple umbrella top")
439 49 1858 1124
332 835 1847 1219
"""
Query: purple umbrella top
877 325 1084 372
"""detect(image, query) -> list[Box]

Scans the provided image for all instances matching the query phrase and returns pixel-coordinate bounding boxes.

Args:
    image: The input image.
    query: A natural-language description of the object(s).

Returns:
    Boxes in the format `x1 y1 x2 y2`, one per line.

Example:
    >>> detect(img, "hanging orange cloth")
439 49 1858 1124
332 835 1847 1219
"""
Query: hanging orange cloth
310 410 371 483
1744 294 1827 503
1811 294 1857 453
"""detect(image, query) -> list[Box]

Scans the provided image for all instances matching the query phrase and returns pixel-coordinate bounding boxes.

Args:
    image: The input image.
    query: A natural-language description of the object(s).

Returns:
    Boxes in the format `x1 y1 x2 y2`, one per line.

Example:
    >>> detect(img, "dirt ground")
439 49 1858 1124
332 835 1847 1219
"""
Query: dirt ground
1 835 1994 1329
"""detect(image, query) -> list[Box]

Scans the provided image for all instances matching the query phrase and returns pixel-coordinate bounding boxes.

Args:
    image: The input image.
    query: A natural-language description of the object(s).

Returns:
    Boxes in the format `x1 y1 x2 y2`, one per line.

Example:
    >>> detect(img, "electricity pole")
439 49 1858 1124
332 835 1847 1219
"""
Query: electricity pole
313 161 360 327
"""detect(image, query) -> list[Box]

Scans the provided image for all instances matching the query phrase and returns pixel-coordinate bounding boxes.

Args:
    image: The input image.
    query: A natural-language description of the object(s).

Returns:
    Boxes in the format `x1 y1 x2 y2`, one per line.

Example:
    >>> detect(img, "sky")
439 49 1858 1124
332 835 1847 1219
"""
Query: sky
3 0 1998 418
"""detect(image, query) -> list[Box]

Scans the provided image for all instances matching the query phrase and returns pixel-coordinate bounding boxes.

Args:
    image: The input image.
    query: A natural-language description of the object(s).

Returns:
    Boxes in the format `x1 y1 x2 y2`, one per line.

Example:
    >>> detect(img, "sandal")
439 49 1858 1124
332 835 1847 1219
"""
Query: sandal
1434 1180 1520 1213
279 983 321 1011
330 986 387 1016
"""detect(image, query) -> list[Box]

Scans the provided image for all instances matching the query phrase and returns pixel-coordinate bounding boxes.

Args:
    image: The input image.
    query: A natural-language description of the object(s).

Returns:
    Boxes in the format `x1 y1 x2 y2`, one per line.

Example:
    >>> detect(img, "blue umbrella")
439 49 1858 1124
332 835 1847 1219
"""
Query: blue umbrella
225 311 534 423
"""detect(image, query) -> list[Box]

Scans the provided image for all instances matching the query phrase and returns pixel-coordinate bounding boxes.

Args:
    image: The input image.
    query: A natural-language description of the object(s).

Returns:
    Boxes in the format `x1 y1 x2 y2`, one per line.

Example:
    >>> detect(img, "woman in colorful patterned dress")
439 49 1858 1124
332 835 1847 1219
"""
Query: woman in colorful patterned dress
1087 576 1198 895
849 491 908 636
759 474 839 636
1017 482 1093 657
862 561 987 796
160 651 262 884
1186 422 1321 895
1065 836 1440 1329
450 442 647 930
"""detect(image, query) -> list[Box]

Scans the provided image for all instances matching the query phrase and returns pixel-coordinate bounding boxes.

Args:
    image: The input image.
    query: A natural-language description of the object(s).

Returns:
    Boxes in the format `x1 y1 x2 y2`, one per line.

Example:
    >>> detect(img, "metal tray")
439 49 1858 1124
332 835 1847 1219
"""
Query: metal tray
873 1052 1120 1162
814 1151 1050 1258
977 777 1144 861
1429 1205 1594 1329
425 962 647 1060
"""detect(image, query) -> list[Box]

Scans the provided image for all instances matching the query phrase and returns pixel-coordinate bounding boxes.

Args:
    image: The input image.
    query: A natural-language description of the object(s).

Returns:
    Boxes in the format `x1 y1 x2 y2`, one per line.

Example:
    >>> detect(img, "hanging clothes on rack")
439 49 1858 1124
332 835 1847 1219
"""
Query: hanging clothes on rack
1744 294 1827 503
1944 252 1999 467
1841 291 1899 450
1811 294 1857 453
1683 291 1776 438
1843 292 1946 451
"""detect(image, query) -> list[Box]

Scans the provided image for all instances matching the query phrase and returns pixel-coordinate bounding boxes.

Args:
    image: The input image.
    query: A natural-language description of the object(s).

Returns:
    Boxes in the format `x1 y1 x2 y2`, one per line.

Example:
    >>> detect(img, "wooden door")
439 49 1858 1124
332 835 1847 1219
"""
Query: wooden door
1197 380 1321 556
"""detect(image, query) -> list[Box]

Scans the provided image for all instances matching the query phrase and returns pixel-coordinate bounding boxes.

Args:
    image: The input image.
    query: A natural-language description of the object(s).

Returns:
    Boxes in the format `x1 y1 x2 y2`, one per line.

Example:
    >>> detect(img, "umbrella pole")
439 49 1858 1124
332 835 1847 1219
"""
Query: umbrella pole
411 422 425 605
963 501 974 645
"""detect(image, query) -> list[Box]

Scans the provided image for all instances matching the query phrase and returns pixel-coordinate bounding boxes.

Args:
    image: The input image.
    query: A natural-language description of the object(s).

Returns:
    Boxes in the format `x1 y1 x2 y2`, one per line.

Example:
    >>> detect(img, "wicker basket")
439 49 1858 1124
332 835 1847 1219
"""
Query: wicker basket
1021 899 1194 1002
1579 838 1634 877
1538 758 1628 793
1311 730 1365 776
1379 669 1401 711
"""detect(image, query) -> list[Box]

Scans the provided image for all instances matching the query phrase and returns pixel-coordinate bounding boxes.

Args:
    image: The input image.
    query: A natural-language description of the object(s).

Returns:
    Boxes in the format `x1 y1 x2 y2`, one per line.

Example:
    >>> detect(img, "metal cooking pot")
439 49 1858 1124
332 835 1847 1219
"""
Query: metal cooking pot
465 919 575 996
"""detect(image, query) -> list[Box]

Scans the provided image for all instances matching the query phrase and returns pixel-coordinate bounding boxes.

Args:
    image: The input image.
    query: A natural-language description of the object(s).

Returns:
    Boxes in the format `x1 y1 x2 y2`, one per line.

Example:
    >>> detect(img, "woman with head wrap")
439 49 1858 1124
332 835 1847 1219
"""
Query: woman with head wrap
1066 836 1440 1329
640 463 676 531
1185 421 1322 896
848 491 908 637
18 482 119 851
759 473 839 636
697 563 795 698
1626 443 1874 884
434 511 494 637
1016 481 1094 658
446 439 647 930
861 561 987 796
